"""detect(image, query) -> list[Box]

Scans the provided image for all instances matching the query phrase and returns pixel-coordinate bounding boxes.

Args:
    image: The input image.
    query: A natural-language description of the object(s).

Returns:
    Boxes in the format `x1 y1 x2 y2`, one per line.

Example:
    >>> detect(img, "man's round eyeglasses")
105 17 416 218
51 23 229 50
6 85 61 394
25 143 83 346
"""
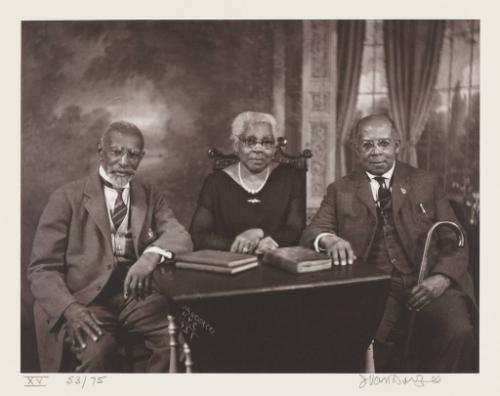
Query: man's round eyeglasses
359 139 394 152
108 146 144 161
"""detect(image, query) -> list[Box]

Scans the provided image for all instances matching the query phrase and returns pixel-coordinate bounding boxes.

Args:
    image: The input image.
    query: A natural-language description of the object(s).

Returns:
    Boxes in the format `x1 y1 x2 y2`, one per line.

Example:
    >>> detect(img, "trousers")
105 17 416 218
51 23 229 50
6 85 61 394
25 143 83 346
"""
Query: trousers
71 264 171 373
374 270 474 373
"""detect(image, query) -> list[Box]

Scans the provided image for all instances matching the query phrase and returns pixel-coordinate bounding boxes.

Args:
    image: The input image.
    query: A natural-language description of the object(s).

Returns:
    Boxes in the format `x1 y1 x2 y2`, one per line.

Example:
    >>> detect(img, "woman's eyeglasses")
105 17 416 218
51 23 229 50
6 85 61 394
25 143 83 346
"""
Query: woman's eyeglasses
238 136 275 150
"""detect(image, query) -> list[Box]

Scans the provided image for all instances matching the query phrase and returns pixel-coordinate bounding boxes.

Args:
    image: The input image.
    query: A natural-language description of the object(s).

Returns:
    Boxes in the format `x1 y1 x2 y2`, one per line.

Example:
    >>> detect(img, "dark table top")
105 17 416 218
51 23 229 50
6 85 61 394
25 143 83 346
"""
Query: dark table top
155 261 390 302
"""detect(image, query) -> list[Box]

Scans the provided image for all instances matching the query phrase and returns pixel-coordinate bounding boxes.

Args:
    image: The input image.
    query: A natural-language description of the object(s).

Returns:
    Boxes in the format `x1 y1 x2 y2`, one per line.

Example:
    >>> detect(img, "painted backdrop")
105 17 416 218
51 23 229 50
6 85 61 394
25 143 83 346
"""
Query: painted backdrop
21 20 297 370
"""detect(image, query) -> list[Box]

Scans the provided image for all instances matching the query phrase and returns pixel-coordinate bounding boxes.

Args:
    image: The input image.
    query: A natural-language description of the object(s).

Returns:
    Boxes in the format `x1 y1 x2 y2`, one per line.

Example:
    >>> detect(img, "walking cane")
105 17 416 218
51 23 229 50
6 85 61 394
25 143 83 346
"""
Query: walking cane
401 221 465 371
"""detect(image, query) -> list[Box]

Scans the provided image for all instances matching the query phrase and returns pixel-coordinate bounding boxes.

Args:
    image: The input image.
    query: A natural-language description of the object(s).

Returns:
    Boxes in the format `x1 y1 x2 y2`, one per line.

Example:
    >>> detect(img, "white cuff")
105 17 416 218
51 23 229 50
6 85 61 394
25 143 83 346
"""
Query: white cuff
144 246 172 263
313 232 336 253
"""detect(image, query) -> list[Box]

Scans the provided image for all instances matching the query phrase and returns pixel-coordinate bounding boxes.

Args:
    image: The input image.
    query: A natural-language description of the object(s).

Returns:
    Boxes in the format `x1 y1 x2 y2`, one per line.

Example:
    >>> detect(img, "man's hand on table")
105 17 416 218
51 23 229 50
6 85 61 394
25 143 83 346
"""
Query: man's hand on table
320 234 357 266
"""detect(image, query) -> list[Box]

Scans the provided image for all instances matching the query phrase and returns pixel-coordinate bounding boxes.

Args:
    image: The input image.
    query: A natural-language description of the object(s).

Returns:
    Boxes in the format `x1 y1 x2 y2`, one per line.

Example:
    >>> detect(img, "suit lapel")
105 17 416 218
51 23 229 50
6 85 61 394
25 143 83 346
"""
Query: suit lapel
353 169 378 220
391 161 410 215
130 181 147 256
83 172 112 247
351 162 409 219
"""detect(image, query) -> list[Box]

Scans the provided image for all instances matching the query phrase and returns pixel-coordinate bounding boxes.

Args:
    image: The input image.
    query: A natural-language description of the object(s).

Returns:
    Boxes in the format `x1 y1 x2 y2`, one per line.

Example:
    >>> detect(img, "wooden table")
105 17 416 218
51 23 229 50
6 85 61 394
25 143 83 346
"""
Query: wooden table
154 262 390 373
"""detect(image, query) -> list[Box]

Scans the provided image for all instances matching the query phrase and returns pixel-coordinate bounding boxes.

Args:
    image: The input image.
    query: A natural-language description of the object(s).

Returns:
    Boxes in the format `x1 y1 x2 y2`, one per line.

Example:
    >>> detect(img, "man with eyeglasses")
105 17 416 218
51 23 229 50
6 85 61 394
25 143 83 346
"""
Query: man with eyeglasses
28 121 193 372
300 114 475 372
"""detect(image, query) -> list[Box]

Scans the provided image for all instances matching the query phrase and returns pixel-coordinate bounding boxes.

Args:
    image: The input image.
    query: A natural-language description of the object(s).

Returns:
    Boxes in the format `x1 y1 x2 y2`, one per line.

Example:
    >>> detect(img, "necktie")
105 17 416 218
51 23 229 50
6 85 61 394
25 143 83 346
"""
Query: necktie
101 178 128 230
111 189 128 230
374 176 391 209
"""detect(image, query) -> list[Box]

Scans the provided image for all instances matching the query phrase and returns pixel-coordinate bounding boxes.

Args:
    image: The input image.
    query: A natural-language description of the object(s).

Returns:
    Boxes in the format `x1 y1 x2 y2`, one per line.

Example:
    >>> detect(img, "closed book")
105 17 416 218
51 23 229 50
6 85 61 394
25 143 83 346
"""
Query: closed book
175 261 259 275
262 246 332 274
176 249 257 267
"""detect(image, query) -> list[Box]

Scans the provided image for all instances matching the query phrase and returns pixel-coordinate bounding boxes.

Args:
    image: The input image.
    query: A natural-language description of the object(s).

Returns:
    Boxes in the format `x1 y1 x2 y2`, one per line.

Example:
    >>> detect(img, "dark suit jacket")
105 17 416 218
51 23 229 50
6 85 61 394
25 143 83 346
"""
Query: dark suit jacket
300 161 474 302
28 171 193 372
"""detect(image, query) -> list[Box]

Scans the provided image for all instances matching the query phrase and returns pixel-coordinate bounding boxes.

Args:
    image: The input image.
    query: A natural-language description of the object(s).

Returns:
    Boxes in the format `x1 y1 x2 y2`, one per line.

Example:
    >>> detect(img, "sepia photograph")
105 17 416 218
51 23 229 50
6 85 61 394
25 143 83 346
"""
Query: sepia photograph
19 18 481 377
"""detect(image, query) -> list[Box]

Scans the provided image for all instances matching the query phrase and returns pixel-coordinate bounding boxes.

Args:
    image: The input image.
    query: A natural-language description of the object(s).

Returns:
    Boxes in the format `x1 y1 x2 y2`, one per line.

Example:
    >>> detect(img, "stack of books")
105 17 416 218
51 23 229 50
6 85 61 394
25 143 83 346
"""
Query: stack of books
262 246 332 274
175 250 259 275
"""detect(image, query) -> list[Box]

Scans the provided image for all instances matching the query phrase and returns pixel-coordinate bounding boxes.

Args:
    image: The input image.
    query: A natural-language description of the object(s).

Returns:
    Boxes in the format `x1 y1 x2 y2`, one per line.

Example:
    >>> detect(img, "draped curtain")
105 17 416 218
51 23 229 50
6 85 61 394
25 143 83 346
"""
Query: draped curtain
383 20 445 166
335 20 366 178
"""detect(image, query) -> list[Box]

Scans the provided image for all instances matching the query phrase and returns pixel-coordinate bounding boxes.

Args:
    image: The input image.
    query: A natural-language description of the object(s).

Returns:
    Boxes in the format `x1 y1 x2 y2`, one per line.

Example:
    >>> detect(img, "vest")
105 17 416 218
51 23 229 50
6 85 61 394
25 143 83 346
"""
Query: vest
368 198 413 275
99 223 136 297
101 186 137 295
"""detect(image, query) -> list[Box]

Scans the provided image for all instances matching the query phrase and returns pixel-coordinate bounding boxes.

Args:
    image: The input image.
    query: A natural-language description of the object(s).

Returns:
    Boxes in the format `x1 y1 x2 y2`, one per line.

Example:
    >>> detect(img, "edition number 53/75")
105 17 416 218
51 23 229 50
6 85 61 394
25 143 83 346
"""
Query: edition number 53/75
66 375 106 388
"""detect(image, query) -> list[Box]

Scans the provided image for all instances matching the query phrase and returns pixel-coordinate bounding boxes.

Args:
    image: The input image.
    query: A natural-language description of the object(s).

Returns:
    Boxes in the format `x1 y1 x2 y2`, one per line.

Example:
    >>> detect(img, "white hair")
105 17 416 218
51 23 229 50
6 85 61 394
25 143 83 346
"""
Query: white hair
230 111 277 146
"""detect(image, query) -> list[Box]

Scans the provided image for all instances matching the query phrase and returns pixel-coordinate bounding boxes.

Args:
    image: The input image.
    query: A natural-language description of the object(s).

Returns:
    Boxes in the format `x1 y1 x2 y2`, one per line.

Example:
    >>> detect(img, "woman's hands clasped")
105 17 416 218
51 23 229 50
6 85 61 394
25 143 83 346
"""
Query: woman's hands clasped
230 228 264 253
230 228 279 254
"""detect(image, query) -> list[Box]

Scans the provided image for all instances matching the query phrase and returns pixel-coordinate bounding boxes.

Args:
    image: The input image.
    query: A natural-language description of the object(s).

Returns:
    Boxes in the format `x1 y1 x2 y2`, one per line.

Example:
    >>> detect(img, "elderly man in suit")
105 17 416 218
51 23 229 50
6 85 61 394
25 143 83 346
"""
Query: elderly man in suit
28 121 193 372
300 114 475 372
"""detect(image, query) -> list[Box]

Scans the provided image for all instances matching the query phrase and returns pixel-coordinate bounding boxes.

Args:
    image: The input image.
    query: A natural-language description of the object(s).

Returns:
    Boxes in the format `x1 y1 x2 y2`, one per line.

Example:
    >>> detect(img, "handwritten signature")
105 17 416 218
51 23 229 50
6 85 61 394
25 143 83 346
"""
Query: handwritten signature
359 374 442 388
180 305 216 341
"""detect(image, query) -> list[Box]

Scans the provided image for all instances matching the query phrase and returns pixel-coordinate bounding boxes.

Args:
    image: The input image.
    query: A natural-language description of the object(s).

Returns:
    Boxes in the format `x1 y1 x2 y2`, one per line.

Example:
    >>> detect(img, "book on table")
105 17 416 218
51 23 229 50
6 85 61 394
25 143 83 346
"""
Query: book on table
262 246 332 274
176 249 258 267
175 260 259 275
175 249 259 274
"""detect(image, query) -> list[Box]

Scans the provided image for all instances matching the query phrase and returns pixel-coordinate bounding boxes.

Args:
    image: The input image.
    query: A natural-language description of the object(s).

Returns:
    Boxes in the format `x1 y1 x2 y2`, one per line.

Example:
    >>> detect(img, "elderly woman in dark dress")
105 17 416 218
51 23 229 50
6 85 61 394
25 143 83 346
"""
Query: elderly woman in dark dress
190 111 305 255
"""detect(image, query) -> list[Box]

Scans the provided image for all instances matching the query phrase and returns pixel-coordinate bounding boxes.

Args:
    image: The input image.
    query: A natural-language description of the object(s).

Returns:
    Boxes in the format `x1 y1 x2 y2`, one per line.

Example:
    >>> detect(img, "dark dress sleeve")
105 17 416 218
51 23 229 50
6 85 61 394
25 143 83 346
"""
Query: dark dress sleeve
189 174 234 250
267 168 306 247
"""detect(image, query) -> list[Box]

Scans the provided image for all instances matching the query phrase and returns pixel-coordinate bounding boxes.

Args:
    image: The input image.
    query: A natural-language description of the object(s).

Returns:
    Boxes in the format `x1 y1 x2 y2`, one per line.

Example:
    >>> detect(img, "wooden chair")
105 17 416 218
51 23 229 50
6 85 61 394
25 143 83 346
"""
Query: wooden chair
208 136 312 222
208 136 312 171
168 315 194 373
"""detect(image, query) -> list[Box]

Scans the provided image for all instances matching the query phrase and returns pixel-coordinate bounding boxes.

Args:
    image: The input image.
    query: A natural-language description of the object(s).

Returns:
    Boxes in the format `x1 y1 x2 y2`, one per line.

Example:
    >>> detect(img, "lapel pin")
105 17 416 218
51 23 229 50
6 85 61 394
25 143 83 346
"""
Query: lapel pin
400 187 407 195
148 228 155 239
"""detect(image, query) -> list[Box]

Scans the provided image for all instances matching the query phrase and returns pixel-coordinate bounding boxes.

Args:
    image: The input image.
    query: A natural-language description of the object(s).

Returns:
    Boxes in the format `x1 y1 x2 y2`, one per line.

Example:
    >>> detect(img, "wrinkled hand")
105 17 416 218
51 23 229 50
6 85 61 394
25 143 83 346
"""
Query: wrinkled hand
230 228 264 254
321 234 356 266
63 303 103 350
407 274 451 311
124 252 161 300
255 236 279 255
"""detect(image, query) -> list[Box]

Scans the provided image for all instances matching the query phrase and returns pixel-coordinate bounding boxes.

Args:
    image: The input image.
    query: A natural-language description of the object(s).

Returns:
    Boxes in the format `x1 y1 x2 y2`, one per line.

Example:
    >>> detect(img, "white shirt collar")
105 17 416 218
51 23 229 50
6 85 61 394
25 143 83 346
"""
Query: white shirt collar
99 166 130 189
365 161 396 183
